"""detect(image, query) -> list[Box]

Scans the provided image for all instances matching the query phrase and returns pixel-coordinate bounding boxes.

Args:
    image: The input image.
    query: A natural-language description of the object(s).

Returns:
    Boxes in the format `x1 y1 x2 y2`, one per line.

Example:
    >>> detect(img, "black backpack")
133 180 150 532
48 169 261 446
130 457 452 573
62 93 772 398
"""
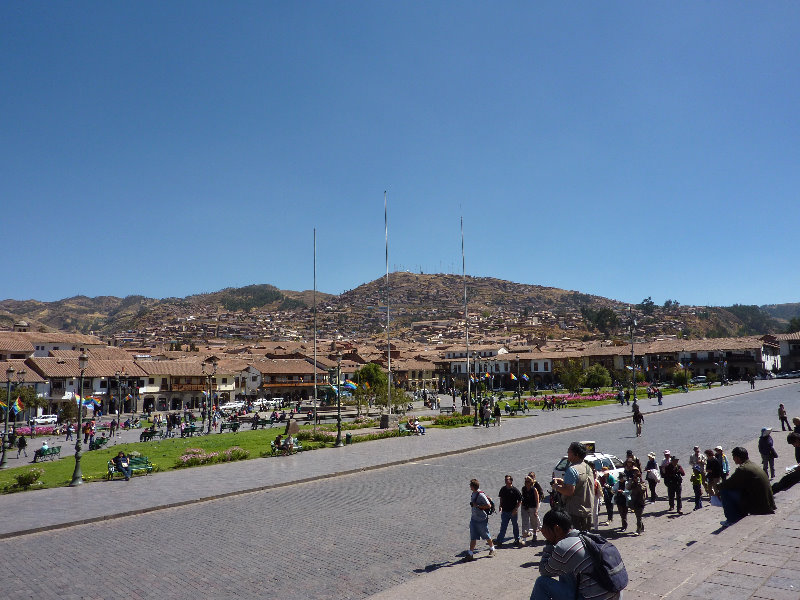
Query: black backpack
578 532 628 592
478 490 496 516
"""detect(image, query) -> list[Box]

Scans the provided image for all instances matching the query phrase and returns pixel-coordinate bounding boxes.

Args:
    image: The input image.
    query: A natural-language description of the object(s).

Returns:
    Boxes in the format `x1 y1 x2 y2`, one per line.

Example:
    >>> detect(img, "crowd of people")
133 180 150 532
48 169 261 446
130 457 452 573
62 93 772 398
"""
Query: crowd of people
467 430 791 599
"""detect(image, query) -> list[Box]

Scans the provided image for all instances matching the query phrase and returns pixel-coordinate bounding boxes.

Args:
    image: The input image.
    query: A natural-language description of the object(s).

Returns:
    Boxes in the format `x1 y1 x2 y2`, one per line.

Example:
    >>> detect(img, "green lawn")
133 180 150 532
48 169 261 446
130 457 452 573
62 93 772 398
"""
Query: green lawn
0 426 329 494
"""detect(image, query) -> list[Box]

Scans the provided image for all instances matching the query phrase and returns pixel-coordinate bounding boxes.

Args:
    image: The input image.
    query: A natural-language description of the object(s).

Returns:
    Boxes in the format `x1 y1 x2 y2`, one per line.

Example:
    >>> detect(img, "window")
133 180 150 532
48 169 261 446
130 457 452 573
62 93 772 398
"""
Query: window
53 347 59 351
149 378 155 384
100 380 107 388
252 376 258 382
222 378 228 384
544 362 549 371
533 363 538 372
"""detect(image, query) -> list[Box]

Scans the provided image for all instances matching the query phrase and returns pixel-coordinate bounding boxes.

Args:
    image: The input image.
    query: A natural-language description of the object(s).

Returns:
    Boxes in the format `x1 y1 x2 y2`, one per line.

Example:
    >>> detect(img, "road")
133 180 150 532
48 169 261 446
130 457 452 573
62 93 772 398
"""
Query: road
3 382 799 600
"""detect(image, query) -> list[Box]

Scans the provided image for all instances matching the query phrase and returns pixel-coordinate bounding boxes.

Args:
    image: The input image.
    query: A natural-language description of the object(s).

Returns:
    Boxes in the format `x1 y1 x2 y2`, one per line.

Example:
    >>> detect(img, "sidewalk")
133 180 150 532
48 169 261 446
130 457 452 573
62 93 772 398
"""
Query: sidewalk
364 435 800 600
0 379 794 541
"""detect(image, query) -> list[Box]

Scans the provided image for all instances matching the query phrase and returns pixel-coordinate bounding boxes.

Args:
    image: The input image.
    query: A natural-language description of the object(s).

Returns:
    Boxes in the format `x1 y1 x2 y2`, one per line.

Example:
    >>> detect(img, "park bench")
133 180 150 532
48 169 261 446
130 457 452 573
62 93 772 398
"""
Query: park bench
250 418 274 430
33 446 61 462
107 456 155 480
270 437 303 455
439 406 455 415
181 425 203 437
398 422 414 436
219 421 241 433
90 436 110 451
139 430 159 442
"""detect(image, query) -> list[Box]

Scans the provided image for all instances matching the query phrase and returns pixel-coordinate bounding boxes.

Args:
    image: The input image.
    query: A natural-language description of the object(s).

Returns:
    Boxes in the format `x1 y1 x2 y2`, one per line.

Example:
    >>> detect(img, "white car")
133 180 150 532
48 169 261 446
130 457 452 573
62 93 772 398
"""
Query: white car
33 414 58 425
551 441 625 482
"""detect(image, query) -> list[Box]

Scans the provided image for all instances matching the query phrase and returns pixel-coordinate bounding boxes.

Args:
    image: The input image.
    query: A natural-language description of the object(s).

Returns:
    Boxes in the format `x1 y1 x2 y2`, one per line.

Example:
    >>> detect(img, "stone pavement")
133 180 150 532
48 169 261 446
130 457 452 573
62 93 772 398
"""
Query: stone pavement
365 435 800 600
0 379 793 539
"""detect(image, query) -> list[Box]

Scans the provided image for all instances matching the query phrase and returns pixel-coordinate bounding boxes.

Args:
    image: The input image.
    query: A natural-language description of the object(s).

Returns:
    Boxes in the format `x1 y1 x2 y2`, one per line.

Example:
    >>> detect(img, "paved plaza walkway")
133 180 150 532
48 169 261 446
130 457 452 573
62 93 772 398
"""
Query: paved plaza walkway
3 379 800 600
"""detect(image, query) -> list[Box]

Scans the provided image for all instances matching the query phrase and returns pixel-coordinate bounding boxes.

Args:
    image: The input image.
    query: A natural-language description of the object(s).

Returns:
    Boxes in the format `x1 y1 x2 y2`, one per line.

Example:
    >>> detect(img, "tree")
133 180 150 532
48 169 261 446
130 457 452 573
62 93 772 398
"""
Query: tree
583 364 611 389
637 297 656 316
555 359 584 393
672 370 690 387
786 317 800 334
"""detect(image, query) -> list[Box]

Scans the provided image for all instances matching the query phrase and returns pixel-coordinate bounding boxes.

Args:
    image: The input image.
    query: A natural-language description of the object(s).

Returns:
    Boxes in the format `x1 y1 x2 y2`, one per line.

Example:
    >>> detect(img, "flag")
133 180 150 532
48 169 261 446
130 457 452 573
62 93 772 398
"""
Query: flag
343 380 357 391
12 397 23 414
522 374 529 382
625 365 634 371
676 362 684 369
484 372 491 380
510 373 517 381
362 381 370 390
0 400 6 410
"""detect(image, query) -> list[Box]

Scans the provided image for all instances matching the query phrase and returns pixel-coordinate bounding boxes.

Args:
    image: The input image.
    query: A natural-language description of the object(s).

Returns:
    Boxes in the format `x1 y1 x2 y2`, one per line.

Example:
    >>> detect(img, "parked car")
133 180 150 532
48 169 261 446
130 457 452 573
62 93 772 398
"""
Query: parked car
551 441 625 482
690 376 707 385
33 414 58 425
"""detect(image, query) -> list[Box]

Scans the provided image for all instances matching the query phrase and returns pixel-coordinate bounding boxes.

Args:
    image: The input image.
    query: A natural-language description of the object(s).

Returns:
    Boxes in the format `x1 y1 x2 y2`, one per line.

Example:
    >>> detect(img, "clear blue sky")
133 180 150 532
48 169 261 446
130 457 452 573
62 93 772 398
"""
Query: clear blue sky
3 2 798 307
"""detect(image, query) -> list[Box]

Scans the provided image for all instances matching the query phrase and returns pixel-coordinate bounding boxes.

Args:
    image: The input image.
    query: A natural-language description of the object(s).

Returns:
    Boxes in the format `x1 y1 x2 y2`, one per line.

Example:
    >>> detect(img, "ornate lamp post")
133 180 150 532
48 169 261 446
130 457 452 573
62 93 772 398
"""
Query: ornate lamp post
0 365 15 469
335 352 343 447
472 351 480 427
70 352 89 486
204 360 218 434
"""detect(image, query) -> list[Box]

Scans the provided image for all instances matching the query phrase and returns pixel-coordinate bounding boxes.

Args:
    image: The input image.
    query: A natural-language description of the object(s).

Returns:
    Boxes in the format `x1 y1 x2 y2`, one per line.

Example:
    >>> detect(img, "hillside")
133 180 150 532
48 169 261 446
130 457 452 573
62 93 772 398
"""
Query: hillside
0 275 794 343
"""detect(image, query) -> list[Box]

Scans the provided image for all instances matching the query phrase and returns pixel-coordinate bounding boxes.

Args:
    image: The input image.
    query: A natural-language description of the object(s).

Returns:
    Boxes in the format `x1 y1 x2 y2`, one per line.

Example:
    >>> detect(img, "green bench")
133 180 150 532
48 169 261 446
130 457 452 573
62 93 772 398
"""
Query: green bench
269 437 303 455
250 418 274 430
439 406 455 415
139 430 159 442
398 423 414 436
219 422 241 433
89 436 110 450
180 425 202 437
33 445 61 462
107 456 154 480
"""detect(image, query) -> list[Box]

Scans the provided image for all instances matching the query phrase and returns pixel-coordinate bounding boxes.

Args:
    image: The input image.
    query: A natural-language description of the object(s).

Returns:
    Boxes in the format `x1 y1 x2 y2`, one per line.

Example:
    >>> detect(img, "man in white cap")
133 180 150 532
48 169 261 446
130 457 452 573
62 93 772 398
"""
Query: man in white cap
758 427 777 479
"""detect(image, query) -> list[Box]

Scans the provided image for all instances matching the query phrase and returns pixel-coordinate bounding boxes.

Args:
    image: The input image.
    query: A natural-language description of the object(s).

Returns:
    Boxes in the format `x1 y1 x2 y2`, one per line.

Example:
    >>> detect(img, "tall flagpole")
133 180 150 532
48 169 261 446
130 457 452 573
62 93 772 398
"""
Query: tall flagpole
313 228 317 434
462 216 473 424
385 191 391 415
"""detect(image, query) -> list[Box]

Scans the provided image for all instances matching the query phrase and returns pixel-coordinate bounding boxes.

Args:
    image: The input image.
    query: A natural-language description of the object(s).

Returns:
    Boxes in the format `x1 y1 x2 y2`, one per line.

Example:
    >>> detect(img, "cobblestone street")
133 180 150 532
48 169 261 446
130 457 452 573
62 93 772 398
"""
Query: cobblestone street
2 380 799 599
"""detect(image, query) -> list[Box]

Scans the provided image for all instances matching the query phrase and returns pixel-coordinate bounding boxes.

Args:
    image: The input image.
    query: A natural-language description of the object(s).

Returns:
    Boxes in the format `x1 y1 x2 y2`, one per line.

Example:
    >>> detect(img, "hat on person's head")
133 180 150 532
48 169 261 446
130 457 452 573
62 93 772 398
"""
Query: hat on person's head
671 456 679 461
664 450 671 455
714 445 723 451
693 446 699 451
647 452 655 459
693 464 703 472
626 450 634 456
761 427 772 437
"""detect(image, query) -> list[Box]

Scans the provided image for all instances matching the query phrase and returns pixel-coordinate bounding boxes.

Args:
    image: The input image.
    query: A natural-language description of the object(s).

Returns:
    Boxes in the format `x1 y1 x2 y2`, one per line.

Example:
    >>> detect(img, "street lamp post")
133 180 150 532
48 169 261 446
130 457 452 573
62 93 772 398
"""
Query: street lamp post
335 353 343 447
0 365 15 469
70 352 89 486
630 307 637 402
206 360 217 435
472 352 479 427
516 354 521 407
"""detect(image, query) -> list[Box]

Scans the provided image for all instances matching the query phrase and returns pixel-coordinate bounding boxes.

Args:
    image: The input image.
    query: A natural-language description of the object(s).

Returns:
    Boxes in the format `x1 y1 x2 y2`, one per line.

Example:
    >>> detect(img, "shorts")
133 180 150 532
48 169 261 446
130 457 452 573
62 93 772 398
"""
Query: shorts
470 518 491 541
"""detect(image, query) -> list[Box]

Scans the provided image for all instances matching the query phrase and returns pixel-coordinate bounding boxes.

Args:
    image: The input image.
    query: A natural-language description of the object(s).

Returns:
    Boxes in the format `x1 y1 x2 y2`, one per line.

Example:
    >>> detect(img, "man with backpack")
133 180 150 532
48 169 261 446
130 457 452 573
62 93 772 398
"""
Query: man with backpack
466 478 496 560
532 510 625 599
552 441 595 531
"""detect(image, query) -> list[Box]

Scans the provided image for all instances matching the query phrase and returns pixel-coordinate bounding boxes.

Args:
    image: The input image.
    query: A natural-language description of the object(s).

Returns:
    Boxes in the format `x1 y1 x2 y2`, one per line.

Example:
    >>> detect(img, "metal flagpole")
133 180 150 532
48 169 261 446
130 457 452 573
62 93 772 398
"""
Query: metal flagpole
462 216 473 424
313 228 317 435
385 191 391 415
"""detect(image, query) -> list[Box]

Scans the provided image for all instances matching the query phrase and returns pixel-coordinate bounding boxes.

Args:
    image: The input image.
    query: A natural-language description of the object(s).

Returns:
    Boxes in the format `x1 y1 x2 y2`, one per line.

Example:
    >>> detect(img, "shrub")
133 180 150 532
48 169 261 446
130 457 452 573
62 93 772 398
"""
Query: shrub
432 414 475 427
13 468 43 490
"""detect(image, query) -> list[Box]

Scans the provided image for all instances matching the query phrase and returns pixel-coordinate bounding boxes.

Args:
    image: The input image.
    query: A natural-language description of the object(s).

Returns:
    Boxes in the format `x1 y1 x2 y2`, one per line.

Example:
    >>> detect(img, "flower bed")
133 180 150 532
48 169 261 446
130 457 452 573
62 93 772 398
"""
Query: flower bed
11 426 57 436
528 392 617 406
175 446 249 468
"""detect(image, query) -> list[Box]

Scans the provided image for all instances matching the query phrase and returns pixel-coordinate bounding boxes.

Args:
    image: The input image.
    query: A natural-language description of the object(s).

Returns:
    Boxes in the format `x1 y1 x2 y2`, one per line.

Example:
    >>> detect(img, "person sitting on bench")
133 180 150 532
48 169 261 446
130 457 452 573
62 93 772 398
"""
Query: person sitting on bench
114 451 133 481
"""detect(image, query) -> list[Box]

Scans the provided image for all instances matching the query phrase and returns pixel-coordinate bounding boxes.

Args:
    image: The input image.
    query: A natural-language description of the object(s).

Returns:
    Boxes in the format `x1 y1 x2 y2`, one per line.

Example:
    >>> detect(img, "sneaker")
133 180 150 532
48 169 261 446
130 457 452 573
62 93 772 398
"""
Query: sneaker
488 547 496 557
465 552 475 561
720 520 731 527
514 539 523 547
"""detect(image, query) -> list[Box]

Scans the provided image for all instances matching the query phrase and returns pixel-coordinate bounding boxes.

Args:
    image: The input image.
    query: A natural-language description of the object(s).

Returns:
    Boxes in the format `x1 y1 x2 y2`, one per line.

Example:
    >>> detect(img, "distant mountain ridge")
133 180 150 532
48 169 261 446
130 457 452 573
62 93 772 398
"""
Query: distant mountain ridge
0 275 797 340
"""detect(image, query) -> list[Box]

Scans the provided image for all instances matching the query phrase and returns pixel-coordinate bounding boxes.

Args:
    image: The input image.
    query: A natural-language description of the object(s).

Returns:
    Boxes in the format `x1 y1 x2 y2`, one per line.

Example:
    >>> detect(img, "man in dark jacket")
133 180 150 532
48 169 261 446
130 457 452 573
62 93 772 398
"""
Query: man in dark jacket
717 446 776 526
663 456 685 514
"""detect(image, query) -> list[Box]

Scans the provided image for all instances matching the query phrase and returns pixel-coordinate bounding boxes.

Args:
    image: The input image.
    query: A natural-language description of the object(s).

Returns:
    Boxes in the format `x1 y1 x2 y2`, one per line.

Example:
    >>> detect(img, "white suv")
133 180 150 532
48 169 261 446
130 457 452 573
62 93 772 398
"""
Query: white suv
551 441 625 481
33 414 58 425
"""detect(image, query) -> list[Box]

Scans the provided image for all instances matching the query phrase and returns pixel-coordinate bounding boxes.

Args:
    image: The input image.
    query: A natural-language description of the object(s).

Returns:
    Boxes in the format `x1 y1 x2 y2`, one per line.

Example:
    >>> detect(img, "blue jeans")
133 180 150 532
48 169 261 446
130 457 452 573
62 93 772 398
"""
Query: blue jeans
531 575 580 600
497 510 520 543
721 489 745 524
